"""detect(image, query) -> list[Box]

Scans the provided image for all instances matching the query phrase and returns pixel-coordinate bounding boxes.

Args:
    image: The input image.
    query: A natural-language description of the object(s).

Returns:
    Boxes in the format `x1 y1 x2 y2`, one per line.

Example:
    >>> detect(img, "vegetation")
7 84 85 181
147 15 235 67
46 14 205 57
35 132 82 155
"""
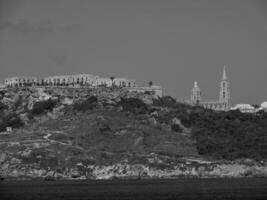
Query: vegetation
120 98 149 114
153 96 177 108
31 99 57 115
151 96 267 160
110 76 115 86
1 87 267 162
0 102 8 111
73 96 98 111
189 110 267 160
171 124 183 133
0 114 24 132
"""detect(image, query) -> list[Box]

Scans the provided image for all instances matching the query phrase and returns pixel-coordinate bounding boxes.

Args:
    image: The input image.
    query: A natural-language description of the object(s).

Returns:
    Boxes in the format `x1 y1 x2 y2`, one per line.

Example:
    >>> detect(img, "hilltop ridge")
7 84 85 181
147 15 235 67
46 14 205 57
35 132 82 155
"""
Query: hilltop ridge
0 86 267 180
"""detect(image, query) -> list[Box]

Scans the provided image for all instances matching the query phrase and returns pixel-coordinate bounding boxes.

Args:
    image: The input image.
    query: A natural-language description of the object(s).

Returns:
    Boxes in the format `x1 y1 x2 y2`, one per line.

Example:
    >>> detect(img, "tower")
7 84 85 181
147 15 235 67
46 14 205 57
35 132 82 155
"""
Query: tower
191 81 201 105
219 66 230 110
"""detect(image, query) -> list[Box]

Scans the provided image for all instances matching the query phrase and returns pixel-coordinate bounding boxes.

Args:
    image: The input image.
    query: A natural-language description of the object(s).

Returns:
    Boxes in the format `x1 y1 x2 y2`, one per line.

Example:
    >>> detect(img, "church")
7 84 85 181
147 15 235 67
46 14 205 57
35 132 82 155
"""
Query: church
189 66 230 111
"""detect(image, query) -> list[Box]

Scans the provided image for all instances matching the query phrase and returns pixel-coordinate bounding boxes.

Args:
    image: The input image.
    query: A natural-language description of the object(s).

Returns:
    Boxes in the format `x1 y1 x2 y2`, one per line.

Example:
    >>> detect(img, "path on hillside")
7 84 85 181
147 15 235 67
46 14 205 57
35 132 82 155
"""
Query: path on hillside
43 132 84 150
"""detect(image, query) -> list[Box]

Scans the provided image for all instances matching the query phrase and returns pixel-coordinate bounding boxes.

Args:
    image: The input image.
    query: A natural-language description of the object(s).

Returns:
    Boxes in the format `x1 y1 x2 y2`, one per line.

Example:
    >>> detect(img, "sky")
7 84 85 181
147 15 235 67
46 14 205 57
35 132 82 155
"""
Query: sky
0 0 266 105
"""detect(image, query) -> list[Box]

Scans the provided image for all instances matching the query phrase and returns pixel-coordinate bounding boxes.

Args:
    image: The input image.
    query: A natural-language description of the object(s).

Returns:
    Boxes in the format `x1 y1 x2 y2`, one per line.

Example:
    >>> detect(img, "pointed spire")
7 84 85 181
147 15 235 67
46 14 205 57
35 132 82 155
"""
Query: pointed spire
194 81 198 88
222 65 227 80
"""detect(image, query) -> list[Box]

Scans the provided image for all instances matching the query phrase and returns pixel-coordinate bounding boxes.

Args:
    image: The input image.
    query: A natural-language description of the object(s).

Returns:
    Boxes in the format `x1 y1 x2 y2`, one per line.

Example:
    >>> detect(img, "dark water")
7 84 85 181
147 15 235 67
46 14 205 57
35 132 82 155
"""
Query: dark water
1 178 267 200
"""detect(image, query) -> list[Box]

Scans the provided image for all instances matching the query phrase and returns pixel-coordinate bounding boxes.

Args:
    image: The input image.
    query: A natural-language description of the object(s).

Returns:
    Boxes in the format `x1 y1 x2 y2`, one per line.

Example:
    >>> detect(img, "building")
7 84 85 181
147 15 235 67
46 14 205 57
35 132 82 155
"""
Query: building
253 102 267 113
4 74 138 88
3 74 162 97
189 66 230 111
95 78 112 87
44 74 99 86
113 78 136 88
190 81 201 104
126 85 163 97
230 104 256 113
5 76 38 87
260 102 267 110
72 74 99 86
94 77 137 88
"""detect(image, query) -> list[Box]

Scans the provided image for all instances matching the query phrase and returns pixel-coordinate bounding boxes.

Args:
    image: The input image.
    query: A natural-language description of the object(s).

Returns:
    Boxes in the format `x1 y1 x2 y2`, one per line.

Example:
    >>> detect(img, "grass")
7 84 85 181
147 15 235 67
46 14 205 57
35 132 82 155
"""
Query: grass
0 107 198 170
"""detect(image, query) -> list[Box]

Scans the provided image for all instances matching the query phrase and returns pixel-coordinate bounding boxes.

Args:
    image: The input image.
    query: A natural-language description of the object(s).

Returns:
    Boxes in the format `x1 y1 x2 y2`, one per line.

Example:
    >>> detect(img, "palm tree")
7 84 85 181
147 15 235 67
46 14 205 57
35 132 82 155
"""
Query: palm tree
110 76 115 86
148 81 153 87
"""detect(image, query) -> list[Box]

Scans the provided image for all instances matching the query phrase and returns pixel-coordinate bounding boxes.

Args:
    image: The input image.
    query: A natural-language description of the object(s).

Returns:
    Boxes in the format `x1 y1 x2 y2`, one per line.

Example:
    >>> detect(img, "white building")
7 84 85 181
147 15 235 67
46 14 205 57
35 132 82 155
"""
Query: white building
113 78 136 88
230 104 256 113
253 102 267 112
260 102 267 109
44 74 99 86
95 77 137 88
5 76 38 87
95 78 112 87
3 74 163 97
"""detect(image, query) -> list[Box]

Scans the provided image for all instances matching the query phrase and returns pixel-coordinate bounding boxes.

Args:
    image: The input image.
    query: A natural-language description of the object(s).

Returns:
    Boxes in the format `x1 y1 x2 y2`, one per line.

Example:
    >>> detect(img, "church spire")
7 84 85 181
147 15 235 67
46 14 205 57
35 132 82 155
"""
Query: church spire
194 81 198 88
191 81 201 105
222 65 227 80
219 66 230 110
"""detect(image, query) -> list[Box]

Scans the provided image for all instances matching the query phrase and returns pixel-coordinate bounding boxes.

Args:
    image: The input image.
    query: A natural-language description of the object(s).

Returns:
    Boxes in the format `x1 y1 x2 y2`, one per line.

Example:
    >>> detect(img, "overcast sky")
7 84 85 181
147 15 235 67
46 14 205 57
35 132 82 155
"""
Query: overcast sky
0 0 266 105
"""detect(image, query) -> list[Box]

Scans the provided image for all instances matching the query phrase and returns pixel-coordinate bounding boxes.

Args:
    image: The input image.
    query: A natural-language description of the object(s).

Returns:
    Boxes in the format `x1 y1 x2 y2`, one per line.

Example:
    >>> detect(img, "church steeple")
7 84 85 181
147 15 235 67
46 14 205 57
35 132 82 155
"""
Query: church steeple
222 65 227 81
191 81 201 105
219 66 230 110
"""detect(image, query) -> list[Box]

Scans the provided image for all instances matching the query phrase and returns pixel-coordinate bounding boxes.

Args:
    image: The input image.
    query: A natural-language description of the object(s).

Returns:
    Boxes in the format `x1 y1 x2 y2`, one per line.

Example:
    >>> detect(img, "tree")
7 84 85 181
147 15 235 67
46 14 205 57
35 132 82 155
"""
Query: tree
148 81 153 87
110 76 115 86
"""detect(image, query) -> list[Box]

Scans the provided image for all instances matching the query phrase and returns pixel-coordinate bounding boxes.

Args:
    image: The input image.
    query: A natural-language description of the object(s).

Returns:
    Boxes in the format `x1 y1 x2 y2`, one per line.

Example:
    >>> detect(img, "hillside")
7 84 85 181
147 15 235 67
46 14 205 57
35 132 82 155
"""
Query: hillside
0 87 267 180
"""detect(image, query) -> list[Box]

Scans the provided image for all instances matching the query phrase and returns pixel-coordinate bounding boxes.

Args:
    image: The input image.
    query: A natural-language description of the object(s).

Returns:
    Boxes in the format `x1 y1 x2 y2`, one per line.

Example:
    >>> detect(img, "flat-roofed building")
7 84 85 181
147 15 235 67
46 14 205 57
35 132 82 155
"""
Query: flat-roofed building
113 78 136 88
5 76 37 87
44 74 99 86
230 104 256 113
95 78 112 87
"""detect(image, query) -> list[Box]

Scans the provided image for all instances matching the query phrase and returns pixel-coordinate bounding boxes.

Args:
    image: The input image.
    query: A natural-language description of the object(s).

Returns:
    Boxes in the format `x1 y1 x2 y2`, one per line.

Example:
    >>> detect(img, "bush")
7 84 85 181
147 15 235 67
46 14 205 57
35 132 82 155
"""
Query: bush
73 96 98 111
0 114 24 132
0 102 8 111
190 110 267 160
171 124 182 132
120 98 148 114
153 96 177 108
31 99 57 115
14 96 23 110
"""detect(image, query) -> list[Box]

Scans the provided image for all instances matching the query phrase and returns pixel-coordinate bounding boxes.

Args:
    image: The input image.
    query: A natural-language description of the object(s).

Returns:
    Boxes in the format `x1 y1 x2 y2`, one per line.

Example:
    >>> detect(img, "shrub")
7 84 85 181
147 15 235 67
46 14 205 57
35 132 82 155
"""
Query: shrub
0 114 24 132
120 98 148 114
31 99 57 115
14 96 23 110
153 96 176 108
73 96 98 111
190 110 267 160
0 102 8 111
171 124 182 132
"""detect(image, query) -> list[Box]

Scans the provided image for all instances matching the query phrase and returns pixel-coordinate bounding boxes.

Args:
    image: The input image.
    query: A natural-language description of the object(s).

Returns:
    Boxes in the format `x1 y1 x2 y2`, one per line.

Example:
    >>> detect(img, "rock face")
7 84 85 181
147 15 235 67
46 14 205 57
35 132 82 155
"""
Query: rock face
1 154 267 180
